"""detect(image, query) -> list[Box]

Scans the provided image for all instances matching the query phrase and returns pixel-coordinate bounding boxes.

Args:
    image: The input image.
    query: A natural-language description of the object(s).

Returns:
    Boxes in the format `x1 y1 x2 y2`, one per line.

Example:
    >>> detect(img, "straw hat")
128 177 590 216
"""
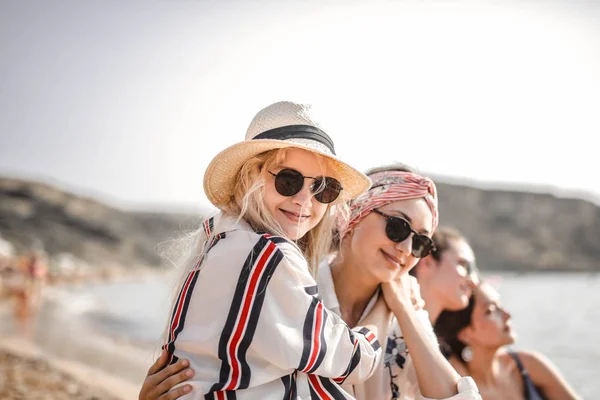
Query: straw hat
203 101 371 208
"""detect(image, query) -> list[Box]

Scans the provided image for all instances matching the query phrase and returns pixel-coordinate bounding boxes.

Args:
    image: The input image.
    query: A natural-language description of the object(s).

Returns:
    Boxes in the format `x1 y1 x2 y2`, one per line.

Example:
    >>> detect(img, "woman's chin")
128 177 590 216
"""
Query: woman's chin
280 224 309 241
502 331 517 345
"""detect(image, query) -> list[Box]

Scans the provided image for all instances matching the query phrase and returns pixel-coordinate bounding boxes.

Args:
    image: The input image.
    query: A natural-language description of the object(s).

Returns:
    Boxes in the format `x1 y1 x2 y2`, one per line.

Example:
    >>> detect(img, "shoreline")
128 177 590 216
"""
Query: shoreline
0 272 171 400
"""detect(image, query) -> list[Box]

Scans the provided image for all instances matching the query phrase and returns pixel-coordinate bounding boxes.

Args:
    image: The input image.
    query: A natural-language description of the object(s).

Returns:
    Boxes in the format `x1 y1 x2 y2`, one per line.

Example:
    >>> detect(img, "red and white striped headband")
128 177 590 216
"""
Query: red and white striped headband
338 171 439 239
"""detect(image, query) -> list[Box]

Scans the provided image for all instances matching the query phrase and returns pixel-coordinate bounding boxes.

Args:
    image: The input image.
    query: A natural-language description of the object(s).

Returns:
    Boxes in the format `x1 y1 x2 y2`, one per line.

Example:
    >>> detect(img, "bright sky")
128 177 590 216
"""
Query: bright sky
1 0 599 210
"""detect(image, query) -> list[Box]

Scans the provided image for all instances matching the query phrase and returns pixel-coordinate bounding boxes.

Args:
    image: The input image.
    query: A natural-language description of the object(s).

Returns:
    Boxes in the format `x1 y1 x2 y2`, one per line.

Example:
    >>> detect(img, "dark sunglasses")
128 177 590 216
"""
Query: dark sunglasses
371 208 436 258
268 168 343 204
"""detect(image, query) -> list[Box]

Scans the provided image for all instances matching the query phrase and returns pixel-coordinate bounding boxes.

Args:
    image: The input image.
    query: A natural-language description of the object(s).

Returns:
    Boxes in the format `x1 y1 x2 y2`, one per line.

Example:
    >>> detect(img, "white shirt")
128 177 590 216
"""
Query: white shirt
165 214 382 400
316 260 481 400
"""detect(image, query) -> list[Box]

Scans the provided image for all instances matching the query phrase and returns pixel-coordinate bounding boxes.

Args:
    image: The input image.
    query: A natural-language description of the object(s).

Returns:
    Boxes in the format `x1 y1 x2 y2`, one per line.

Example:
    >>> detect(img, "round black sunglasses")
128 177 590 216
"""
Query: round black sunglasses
371 208 436 258
268 168 343 204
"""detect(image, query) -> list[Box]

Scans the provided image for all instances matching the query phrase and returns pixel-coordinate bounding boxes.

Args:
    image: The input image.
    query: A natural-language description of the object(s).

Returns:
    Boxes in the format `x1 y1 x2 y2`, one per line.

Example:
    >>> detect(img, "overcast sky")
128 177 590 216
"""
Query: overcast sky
1 0 599 210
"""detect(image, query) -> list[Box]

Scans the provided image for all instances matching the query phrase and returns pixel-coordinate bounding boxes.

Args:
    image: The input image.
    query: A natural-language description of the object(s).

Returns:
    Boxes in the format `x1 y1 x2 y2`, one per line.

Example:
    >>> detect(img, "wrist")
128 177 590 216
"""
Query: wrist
389 297 414 317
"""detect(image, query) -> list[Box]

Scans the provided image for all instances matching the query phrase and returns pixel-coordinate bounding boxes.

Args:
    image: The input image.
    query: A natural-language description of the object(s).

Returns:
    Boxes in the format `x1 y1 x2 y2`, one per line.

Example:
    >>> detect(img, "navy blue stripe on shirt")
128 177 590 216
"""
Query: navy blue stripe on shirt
281 371 297 400
299 297 318 371
304 285 319 296
318 375 349 399
210 235 284 392
307 305 329 374
237 242 283 388
358 327 381 351
333 329 361 384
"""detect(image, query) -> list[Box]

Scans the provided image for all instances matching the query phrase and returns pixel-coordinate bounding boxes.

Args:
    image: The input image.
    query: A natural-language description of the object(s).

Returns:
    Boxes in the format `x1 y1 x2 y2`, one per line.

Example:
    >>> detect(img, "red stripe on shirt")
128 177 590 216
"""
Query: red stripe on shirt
308 375 334 400
168 269 196 342
304 302 324 372
224 241 276 390
366 332 376 343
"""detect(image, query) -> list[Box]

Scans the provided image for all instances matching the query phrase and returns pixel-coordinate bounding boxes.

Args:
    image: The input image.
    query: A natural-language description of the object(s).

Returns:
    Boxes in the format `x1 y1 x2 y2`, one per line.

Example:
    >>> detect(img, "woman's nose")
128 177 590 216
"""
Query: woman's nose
394 234 413 256
291 180 313 207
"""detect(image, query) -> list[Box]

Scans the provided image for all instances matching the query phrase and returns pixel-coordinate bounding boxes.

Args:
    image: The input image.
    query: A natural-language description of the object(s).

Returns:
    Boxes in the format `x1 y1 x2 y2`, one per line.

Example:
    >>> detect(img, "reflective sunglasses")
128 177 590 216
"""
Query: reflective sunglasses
371 208 436 258
268 168 343 204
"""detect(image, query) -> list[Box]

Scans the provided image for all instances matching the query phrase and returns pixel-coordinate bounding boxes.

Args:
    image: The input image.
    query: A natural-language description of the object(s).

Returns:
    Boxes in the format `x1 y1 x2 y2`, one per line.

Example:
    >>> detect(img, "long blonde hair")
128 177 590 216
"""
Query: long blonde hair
159 147 347 345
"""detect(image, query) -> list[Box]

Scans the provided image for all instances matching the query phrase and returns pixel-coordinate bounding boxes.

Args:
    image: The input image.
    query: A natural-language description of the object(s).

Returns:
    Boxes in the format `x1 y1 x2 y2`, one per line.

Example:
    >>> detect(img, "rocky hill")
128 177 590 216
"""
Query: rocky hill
1 176 598 272
435 180 599 272
0 177 201 271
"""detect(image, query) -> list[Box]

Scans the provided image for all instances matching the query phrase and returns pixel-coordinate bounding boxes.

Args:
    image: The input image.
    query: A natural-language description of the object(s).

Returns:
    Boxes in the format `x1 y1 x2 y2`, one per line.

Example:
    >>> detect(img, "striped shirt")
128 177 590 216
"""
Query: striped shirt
165 214 382 399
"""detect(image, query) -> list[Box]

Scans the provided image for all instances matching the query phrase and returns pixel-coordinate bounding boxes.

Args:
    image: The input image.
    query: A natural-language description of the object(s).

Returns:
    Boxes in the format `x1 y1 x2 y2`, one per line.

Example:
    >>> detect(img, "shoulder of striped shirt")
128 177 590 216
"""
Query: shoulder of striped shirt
216 228 303 259
208 227 314 282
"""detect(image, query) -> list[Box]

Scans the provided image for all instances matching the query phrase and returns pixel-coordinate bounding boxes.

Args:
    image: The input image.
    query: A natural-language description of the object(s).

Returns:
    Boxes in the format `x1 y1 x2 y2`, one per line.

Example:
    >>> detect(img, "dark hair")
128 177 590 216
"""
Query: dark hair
410 226 477 276
434 294 476 361
430 226 468 262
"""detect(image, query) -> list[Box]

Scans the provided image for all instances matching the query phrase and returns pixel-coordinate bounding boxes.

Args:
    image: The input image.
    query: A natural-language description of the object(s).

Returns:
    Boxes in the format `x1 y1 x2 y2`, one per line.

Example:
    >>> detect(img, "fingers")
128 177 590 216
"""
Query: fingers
142 358 191 400
413 296 425 311
407 276 424 310
147 350 169 376
153 359 191 388
158 384 193 400
156 368 195 399
407 274 420 288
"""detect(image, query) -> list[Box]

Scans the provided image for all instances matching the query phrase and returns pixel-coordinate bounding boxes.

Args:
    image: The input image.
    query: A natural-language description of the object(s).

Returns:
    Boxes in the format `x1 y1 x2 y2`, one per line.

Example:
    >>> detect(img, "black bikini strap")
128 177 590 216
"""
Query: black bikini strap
508 349 527 374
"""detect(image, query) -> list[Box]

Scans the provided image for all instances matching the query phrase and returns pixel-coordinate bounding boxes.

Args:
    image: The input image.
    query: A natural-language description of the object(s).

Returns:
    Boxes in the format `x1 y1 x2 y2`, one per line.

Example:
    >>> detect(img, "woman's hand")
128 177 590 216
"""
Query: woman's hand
383 275 462 399
381 273 422 314
138 350 195 400
408 275 426 311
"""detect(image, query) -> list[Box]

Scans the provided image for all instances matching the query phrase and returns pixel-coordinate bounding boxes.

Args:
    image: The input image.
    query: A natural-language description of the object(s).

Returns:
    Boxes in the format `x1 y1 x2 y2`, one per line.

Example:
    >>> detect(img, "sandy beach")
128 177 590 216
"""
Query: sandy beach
0 277 163 400
0 336 136 400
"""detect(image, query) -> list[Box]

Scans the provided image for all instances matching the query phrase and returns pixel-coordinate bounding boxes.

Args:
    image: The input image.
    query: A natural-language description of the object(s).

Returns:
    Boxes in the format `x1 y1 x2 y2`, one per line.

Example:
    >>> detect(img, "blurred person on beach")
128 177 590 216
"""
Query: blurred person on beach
435 281 582 400
139 163 481 400
409 226 479 326
23 251 48 303
146 101 393 399
1 264 31 337
0 251 47 338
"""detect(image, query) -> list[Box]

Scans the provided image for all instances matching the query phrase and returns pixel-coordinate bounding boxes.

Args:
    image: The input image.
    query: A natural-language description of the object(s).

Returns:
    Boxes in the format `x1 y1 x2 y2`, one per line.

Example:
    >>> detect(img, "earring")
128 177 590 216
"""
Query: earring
461 346 474 362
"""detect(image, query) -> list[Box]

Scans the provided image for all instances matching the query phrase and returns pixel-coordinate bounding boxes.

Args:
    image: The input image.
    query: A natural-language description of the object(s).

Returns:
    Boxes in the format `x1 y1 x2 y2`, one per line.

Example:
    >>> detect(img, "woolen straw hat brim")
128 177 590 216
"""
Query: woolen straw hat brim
203 101 371 208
